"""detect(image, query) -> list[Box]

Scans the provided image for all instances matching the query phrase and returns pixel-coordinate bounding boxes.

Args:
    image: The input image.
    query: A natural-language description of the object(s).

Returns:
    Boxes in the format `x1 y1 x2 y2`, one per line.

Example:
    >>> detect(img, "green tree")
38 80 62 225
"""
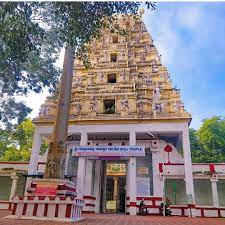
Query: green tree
190 116 225 163
189 128 203 163
0 2 155 127
0 119 48 161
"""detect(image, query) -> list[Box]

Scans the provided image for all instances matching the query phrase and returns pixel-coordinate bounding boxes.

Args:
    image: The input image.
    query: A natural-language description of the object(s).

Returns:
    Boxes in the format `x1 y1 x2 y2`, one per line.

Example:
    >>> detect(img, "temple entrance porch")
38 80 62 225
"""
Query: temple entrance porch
100 161 126 214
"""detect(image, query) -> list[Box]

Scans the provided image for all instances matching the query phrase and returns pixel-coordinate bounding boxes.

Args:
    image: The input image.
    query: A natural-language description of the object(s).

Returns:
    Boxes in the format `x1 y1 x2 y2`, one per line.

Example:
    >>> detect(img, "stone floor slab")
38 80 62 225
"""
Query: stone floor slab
0 210 225 225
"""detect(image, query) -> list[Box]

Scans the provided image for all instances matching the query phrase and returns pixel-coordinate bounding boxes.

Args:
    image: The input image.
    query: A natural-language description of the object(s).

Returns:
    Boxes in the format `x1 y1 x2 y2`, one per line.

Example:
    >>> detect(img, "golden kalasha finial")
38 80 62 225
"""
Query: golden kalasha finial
139 8 145 17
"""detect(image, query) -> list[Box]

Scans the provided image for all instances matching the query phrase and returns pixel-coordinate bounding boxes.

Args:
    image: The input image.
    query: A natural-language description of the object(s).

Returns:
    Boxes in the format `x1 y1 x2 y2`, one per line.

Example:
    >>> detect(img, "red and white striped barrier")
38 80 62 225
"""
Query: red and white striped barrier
6 195 84 222
83 195 96 213
126 196 225 217
126 196 162 215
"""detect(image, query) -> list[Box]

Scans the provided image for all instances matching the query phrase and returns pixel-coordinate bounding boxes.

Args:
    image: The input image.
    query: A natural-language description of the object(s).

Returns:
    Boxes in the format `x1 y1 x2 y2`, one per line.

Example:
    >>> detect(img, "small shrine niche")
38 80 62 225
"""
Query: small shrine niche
111 53 117 62
104 99 115 114
107 74 117 84
112 35 118 44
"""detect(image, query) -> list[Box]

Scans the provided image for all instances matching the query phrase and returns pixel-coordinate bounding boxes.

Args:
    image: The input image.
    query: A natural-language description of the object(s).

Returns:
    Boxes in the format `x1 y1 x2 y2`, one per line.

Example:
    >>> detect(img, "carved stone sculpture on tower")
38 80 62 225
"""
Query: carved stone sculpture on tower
140 52 145 62
73 78 82 88
152 102 164 115
151 60 158 73
118 49 126 61
144 75 153 86
102 51 108 63
128 50 135 63
90 96 97 112
153 84 161 101
121 97 129 112
98 71 104 83
173 101 184 113
137 98 144 115
144 45 151 53
75 103 82 115
88 75 95 85
39 105 47 117
120 69 126 82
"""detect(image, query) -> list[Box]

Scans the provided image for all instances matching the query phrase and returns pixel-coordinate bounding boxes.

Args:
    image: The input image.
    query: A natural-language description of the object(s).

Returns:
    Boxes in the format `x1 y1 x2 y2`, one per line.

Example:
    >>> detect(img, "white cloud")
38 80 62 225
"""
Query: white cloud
16 88 49 119
15 48 65 120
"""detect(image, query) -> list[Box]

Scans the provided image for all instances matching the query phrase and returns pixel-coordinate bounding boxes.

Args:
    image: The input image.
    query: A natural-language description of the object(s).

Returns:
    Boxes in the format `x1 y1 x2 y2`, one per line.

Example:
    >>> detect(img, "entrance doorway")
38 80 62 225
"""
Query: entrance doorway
100 161 126 213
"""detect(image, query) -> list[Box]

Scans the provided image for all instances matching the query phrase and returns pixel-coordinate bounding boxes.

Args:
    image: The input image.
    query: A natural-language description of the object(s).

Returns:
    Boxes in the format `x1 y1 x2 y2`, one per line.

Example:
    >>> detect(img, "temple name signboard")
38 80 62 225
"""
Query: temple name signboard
72 146 145 157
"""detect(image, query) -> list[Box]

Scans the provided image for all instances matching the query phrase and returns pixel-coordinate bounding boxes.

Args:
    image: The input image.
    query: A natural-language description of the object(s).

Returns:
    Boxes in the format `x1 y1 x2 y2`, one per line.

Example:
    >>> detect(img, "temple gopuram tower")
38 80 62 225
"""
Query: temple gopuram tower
28 15 196 216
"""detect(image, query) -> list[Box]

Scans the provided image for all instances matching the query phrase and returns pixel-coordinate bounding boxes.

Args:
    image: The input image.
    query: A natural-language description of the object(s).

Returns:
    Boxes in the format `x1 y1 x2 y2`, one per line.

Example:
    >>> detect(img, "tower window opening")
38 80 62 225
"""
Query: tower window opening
111 53 117 62
115 24 119 29
107 74 117 83
112 35 118 43
104 99 115 114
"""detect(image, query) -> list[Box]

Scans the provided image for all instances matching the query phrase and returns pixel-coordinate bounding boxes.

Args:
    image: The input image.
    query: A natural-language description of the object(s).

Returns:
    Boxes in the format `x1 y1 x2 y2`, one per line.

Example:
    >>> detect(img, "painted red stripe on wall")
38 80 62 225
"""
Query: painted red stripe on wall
85 203 95 207
12 203 17 215
84 196 96 200
129 202 136 207
65 204 72 218
55 204 59 217
33 203 38 216
44 204 48 217
22 203 27 216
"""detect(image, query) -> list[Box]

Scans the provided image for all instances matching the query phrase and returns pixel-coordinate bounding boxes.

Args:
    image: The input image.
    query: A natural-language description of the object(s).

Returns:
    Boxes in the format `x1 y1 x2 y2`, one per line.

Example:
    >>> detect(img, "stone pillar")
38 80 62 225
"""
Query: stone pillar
182 126 195 216
129 131 137 215
84 159 93 196
10 173 19 200
211 177 219 207
26 129 42 191
64 147 71 176
126 162 130 214
94 160 101 213
113 177 119 201
76 132 87 199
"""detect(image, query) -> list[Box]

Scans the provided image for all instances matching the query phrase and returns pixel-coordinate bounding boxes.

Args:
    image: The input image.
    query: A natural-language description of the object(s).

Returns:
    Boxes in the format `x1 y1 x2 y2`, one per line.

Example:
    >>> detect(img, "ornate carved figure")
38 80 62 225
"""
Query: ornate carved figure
102 51 108 62
120 69 126 82
119 49 126 61
121 97 129 112
144 45 151 53
128 51 135 62
151 60 158 73
90 96 97 112
74 78 82 88
88 76 95 85
136 34 140 43
98 71 104 82
173 101 184 112
137 99 144 114
160 72 169 80
140 52 145 62
144 76 153 86
153 102 164 114
75 103 82 115
153 84 162 101
39 105 47 117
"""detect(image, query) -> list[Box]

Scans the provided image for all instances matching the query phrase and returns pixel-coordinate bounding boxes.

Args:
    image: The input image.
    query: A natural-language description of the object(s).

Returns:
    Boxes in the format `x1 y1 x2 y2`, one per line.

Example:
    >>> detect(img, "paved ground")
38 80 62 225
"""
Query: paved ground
0 210 225 225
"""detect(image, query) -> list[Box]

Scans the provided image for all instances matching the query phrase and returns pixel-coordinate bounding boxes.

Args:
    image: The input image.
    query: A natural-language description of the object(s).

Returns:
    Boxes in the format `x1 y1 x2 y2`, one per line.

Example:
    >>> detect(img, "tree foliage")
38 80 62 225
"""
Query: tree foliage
0 2 155 128
190 116 225 163
0 119 48 161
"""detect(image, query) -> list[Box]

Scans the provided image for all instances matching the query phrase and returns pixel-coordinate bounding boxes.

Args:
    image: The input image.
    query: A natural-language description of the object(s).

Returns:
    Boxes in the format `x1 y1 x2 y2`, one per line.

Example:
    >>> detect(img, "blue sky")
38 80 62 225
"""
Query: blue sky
143 2 225 129
21 3 225 130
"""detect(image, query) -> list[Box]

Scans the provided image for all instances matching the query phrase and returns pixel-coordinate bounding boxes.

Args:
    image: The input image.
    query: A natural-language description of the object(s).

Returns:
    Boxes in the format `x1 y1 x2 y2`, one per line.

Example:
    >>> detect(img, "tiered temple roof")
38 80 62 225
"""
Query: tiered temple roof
35 15 191 124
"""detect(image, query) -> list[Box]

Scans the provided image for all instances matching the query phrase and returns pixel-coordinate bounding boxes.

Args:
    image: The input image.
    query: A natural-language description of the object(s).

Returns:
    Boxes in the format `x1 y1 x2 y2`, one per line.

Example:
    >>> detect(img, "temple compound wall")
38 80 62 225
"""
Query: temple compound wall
0 14 225 218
